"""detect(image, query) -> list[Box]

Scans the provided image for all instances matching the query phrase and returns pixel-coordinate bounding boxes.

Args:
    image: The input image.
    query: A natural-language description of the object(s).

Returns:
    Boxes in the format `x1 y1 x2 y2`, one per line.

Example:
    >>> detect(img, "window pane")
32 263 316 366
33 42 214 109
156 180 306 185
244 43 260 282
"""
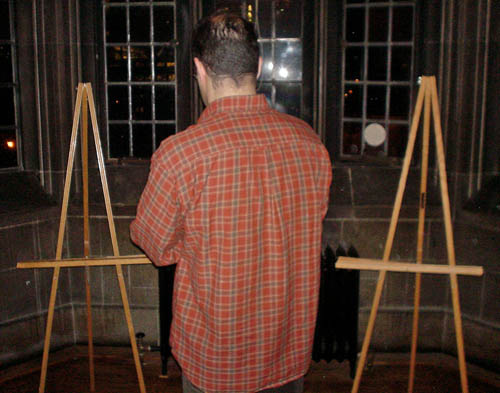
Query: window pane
260 42 272 81
276 0 301 38
369 7 388 42
107 46 128 81
274 41 302 81
0 45 12 83
154 6 174 42
131 46 151 81
343 84 363 118
105 6 127 43
0 130 17 167
109 124 130 157
345 47 364 81
156 124 176 148
388 123 408 157
391 46 412 80
155 86 175 120
130 6 151 42
393 7 413 42
0 87 14 125
257 1 272 38
368 47 387 81
275 83 300 117
346 8 364 42
108 86 129 120
257 82 272 105
343 122 362 155
366 85 386 118
155 46 175 81
132 86 152 120
390 86 410 119
132 124 153 158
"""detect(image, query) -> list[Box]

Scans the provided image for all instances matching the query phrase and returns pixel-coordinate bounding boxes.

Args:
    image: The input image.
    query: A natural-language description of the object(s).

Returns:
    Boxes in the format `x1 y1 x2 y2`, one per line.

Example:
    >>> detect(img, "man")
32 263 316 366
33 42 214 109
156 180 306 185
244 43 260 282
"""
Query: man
130 11 332 393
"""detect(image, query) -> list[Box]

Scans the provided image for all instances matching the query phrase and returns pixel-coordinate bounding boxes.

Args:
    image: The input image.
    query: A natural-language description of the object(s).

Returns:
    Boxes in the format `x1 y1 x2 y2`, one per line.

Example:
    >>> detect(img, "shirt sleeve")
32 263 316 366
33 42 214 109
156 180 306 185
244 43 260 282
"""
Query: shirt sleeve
130 156 185 266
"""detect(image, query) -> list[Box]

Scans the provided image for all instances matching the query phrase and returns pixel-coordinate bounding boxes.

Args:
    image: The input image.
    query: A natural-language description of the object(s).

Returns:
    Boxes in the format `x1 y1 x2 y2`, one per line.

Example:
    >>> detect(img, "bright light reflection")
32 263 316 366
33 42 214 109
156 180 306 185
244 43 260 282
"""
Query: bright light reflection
6 140 15 149
266 61 274 71
278 67 288 78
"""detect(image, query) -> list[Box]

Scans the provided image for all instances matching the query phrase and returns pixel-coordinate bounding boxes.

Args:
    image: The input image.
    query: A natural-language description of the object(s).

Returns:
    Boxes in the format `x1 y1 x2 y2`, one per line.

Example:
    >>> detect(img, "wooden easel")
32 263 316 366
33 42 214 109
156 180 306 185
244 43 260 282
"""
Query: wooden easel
17 83 151 393
336 76 483 393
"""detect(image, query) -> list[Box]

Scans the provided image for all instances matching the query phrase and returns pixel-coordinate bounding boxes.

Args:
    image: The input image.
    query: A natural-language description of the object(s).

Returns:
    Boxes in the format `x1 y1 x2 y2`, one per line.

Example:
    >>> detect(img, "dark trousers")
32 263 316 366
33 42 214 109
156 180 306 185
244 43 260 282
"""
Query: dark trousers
182 375 304 393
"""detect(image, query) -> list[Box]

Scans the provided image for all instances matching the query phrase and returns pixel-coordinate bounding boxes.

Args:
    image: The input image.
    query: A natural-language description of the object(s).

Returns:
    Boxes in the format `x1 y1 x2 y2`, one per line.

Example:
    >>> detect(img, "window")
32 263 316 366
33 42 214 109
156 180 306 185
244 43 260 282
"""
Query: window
103 0 177 159
210 0 310 120
341 0 415 158
0 0 20 169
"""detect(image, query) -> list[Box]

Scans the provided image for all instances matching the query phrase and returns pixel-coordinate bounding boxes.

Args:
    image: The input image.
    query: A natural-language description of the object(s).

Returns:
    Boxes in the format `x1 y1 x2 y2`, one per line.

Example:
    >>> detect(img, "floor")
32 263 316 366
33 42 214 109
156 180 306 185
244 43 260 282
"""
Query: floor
0 346 499 393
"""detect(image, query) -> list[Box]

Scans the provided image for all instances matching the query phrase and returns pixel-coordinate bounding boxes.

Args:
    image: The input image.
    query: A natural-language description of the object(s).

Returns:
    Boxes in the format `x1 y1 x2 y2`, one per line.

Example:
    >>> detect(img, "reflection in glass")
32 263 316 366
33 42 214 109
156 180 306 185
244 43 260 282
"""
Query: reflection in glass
276 0 301 38
0 87 14 125
368 47 387 81
154 6 174 42
390 86 410 118
260 42 272 81
107 46 128 81
132 124 153 158
108 85 129 120
155 86 176 120
369 7 388 42
155 47 175 81
130 6 151 42
132 86 152 120
343 85 362 118
106 6 126 42
393 7 413 42
274 41 302 81
109 124 130 157
276 83 300 117
343 122 362 155
366 85 386 118
346 8 364 42
156 124 176 148
388 123 408 157
0 130 18 167
0 45 12 83
391 46 412 80
345 47 363 81
131 46 151 81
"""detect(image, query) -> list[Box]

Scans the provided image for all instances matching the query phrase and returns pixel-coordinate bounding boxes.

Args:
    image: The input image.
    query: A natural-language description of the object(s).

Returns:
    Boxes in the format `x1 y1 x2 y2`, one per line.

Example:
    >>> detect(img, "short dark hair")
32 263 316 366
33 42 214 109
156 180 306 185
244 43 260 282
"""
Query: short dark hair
192 11 259 86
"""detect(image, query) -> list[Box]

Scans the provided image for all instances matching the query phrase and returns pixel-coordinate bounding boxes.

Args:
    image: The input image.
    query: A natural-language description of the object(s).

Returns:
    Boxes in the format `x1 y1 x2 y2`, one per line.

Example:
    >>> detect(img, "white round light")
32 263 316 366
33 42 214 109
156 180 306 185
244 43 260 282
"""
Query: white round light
364 123 387 147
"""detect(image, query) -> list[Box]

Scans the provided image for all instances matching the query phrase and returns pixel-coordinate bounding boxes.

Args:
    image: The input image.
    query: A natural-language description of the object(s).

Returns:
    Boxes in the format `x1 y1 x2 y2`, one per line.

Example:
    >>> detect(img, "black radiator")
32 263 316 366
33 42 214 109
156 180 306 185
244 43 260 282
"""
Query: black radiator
158 245 359 378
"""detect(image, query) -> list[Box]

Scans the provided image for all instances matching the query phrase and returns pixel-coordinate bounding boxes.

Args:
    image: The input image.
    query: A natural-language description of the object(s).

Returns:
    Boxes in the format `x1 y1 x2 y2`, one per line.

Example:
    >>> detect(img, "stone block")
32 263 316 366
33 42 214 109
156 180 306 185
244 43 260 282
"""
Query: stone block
457 275 483 319
321 219 342 250
329 167 352 206
482 271 500 324
130 287 159 307
0 268 37 322
36 267 72 310
130 263 158 288
10 223 38 264
383 272 412 307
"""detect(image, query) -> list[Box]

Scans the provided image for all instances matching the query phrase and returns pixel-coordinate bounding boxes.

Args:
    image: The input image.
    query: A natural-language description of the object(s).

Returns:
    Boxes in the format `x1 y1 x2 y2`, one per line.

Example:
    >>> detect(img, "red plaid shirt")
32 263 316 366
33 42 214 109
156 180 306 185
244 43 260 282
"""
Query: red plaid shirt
130 95 331 392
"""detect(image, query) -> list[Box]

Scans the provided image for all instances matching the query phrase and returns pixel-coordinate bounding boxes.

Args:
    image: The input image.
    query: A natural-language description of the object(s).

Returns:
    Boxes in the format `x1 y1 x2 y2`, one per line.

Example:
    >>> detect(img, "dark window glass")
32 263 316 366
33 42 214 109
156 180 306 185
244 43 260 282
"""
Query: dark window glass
391 46 412 80
345 47 364 81
155 85 175 120
257 82 272 105
366 85 386 118
393 7 413 42
106 7 127 42
155 46 175 81
0 130 17 167
343 122 362 155
154 6 174 42
107 46 128 81
131 46 151 81
368 47 387 81
388 123 408 157
156 123 176 148
274 41 302 81
132 86 152 120
108 86 129 120
132 124 153 157
130 6 151 42
276 0 301 38
276 83 300 117
369 7 388 42
346 0 363 3
0 87 14 125
257 1 272 38
0 2 10 40
343 84 363 118
260 42 272 81
0 45 12 83
109 124 130 157
346 8 365 42
390 86 410 119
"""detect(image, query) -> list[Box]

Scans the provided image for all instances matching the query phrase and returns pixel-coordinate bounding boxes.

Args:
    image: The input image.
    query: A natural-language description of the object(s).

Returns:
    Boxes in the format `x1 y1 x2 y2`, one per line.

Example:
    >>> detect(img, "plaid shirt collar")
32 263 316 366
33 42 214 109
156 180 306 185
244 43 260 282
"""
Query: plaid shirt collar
198 94 270 123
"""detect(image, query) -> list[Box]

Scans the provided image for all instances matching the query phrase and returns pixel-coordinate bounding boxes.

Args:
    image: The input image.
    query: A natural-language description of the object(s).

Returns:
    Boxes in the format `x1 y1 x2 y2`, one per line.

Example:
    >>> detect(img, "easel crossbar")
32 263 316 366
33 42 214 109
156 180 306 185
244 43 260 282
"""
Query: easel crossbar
17 255 151 269
336 257 483 276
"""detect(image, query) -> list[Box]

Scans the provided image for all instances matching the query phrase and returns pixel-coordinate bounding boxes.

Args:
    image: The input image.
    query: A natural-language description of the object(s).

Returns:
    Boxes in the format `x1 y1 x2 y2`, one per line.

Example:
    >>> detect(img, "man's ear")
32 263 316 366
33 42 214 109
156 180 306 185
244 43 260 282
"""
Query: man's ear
256 56 263 79
193 57 206 80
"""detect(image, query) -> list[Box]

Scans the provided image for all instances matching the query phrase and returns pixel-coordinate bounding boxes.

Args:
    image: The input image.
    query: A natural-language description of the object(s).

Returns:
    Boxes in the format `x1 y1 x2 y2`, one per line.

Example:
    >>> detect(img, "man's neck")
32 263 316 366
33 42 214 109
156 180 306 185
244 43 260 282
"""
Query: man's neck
206 76 257 104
